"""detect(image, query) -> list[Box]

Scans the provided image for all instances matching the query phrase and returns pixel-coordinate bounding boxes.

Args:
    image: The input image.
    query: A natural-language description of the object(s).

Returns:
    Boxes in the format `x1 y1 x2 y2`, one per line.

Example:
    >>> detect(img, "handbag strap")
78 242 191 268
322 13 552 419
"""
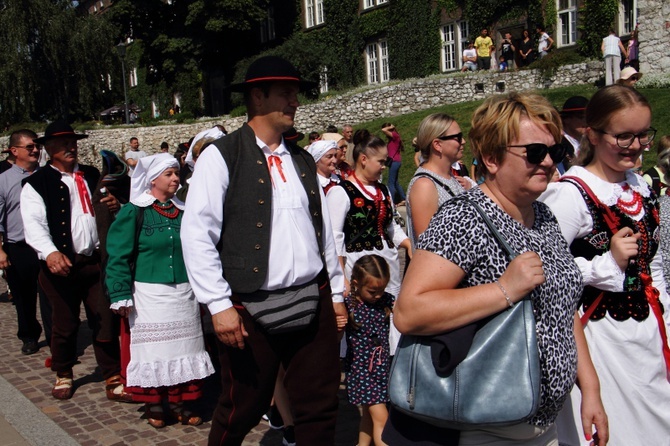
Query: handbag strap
464 196 518 262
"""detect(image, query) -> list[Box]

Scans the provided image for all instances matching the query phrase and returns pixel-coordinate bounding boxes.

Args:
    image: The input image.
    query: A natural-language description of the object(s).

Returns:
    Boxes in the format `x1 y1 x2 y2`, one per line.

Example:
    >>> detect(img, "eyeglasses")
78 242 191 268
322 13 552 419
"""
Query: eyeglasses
436 132 463 145
506 143 566 165
593 127 656 149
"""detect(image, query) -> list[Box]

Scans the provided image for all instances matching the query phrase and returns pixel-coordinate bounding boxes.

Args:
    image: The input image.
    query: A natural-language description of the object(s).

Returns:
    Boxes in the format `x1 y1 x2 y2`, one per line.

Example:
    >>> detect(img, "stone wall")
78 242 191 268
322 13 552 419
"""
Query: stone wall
639 0 670 73
0 61 603 166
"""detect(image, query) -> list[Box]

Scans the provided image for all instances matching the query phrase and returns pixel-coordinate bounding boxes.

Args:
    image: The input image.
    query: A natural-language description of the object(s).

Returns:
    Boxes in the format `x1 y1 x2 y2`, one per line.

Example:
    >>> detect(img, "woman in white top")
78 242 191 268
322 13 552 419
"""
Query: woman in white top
406 113 475 248
327 130 411 298
307 140 340 193
542 85 670 446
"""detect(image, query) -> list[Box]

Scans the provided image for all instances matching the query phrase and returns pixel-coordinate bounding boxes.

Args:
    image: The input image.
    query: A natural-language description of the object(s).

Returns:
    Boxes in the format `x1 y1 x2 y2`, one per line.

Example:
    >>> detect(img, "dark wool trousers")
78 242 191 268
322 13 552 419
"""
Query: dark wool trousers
5 241 52 344
208 279 341 446
38 252 120 379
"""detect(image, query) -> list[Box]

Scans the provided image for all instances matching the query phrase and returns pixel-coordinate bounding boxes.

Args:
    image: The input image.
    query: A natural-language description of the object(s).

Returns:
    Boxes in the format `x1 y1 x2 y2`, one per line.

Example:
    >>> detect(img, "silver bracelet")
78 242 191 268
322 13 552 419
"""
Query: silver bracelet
495 280 514 308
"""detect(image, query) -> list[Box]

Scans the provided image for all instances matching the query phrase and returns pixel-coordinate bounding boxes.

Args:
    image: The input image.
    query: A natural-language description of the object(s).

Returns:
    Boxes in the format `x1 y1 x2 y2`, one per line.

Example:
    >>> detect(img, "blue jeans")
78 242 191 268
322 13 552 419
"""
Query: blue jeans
387 161 406 203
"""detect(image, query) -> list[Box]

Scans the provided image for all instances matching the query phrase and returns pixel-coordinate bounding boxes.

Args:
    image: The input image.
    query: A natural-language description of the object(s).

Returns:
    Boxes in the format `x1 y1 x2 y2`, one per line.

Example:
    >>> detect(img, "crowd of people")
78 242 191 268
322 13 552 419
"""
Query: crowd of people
0 54 668 446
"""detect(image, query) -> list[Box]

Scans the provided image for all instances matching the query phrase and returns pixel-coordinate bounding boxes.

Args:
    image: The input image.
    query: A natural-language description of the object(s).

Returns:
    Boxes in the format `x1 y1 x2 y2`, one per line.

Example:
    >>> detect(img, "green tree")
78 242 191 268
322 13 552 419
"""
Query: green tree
0 0 117 123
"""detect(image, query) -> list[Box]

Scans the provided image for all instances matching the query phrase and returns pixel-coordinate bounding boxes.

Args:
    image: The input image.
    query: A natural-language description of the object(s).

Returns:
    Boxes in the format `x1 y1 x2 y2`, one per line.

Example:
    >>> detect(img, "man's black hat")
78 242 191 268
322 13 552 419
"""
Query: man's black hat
33 120 89 144
561 96 589 115
283 127 305 143
227 56 318 93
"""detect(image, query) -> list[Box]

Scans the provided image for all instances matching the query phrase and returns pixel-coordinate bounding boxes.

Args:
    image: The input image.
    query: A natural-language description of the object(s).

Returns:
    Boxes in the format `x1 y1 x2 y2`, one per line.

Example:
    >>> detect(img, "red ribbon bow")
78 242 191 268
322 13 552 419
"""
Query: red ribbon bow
74 171 95 216
267 155 286 187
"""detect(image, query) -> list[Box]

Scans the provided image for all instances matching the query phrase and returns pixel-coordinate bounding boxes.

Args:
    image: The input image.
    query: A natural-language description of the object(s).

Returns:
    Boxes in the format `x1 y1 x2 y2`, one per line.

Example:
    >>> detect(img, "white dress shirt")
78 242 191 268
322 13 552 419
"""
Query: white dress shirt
181 137 344 316
21 165 99 260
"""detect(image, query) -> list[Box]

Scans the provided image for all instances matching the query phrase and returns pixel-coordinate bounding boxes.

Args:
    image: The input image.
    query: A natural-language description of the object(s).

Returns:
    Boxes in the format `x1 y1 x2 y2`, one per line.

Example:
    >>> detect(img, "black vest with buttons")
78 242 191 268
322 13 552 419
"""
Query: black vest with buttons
214 123 324 293
22 164 100 262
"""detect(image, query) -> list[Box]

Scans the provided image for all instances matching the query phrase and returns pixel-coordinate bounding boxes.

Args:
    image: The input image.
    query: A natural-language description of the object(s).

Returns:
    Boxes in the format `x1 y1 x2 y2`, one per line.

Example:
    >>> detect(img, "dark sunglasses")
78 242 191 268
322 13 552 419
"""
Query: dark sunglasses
506 143 566 165
436 132 463 145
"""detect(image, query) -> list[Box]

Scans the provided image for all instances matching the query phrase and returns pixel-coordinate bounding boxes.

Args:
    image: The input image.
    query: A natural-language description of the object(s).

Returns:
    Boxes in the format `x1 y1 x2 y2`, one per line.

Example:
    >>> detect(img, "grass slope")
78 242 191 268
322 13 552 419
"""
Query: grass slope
342 85 670 190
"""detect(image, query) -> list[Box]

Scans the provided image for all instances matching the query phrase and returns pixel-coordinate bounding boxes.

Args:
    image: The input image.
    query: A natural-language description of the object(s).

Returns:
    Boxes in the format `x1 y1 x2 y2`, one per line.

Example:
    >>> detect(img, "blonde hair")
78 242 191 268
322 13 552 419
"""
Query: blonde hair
575 85 651 166
469 92 562 177
416 113 456 160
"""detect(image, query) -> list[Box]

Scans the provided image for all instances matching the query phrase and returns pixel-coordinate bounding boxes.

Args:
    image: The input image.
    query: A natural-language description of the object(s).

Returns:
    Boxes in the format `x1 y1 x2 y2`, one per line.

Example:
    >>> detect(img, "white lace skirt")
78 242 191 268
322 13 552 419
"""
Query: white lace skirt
126 281 215 388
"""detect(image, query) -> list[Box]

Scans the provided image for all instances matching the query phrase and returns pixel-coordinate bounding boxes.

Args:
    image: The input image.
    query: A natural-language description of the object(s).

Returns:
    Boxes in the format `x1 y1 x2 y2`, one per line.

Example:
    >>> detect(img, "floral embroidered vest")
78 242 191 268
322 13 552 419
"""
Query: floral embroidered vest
340 181 393 253
566 179 661 321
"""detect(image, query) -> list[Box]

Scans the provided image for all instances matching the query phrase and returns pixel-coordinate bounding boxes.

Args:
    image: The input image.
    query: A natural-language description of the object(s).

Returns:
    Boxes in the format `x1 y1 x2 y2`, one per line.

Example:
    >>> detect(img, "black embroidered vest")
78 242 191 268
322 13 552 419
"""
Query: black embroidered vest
566 180 661 321
340 180 393 253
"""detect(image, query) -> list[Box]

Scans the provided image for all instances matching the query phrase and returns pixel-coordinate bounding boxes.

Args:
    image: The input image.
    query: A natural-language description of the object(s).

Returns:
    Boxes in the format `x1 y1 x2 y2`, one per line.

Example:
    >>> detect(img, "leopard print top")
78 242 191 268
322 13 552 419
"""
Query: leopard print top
416 187 583 426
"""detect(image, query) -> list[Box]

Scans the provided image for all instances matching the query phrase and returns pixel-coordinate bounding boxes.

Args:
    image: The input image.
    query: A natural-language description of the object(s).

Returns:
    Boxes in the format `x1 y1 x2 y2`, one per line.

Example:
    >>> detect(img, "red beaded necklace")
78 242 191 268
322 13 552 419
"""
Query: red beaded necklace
152 201 180 219
352 173 388 237
616 184 643 216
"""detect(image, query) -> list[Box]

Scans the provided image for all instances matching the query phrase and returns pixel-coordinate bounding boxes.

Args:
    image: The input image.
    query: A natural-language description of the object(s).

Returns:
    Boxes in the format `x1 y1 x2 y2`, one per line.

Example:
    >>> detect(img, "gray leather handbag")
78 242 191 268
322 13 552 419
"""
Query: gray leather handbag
388 198 541 428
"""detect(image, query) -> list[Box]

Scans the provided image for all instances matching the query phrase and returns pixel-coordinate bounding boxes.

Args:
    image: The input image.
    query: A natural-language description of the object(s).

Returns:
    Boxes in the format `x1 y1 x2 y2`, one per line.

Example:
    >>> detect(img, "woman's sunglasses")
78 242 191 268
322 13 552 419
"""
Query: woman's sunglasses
506 143 567 165
436 132 463 145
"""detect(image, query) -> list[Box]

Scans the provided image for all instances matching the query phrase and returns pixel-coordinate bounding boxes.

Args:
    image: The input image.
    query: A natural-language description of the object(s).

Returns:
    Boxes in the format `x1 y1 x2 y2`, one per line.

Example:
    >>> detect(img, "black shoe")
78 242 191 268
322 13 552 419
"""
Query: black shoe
21 340 39 355
282 426 296 446
265 405 284 430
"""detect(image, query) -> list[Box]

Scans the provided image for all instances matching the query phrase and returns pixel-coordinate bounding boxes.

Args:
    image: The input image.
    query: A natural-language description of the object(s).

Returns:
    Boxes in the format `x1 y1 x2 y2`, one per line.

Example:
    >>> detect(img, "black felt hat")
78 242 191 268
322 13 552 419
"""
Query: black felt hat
227 56 318 93
561 96 589 115
33 120 89 144
283 127 305 143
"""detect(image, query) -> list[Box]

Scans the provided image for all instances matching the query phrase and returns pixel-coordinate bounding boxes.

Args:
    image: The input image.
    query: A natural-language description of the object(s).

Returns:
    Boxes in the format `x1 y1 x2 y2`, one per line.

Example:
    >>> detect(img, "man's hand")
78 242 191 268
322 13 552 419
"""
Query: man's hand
46 251 72 276
333 302 347 332
100 193 120 213
212 307 248 349
0 248 10 270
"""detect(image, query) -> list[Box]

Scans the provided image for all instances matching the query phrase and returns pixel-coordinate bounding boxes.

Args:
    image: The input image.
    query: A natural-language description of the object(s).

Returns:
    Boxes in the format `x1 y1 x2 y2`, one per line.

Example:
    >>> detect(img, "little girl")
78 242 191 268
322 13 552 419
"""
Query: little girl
345 255 394 446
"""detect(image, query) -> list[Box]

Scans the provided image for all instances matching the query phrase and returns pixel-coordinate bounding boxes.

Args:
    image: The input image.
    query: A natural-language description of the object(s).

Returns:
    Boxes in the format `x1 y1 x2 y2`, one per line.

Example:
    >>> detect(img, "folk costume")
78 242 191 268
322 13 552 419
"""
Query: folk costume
105 154 214 404
20 121 124 401
542 166 670 446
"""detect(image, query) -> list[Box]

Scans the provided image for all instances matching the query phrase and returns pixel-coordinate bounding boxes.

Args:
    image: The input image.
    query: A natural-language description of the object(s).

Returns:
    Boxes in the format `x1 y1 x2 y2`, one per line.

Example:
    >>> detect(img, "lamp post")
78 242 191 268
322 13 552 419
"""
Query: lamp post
116 42 130 125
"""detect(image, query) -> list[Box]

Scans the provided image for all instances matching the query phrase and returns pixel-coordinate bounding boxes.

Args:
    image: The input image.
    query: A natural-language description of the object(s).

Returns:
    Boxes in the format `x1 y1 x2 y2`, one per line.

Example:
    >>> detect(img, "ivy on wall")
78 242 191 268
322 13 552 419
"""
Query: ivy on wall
230 0 590 103
387 0 441 80
577 0 619 58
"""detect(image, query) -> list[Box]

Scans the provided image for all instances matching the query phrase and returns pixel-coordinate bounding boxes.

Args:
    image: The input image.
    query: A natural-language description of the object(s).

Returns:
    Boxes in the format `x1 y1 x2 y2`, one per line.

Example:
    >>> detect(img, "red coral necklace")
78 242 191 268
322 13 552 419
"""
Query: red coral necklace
616 184 643 216
353 173 388 236
152 201 180 219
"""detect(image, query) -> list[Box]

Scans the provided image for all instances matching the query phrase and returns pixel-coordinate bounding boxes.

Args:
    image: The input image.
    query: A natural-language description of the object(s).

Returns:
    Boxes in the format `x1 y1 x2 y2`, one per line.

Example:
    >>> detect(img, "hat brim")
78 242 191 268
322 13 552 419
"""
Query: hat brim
33 133 89 144
227 78 318 93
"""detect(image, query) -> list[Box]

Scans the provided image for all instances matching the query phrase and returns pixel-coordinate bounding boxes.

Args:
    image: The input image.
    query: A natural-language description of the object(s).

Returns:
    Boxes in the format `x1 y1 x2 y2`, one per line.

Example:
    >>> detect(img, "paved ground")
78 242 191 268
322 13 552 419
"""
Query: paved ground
0 209 408 446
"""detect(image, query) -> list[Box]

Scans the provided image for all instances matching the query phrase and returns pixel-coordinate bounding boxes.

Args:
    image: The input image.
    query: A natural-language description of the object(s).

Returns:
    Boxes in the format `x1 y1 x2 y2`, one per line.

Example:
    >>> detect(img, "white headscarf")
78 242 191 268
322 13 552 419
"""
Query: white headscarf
307 140 337 163
130 153 182 207
185 127 224 168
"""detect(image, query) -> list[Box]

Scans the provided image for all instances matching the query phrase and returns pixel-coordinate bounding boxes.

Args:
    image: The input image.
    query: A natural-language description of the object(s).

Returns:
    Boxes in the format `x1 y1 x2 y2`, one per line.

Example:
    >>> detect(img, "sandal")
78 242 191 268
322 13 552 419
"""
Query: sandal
52 373 74 400
169 402 202 426
144 404 166 429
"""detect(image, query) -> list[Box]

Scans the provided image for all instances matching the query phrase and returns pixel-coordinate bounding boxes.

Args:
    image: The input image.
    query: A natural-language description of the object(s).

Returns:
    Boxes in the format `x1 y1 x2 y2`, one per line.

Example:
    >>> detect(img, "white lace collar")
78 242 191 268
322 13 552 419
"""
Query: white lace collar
130 191 185 210
564 166 650 207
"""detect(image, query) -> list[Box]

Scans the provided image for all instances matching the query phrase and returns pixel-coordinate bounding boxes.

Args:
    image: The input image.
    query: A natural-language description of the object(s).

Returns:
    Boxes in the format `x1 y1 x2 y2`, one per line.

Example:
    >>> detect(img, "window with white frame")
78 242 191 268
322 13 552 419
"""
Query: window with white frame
366 40 389 84
440 21 470 72
363 0 388 10
305 0 324 28
557 0 577 47
621 0 637 34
